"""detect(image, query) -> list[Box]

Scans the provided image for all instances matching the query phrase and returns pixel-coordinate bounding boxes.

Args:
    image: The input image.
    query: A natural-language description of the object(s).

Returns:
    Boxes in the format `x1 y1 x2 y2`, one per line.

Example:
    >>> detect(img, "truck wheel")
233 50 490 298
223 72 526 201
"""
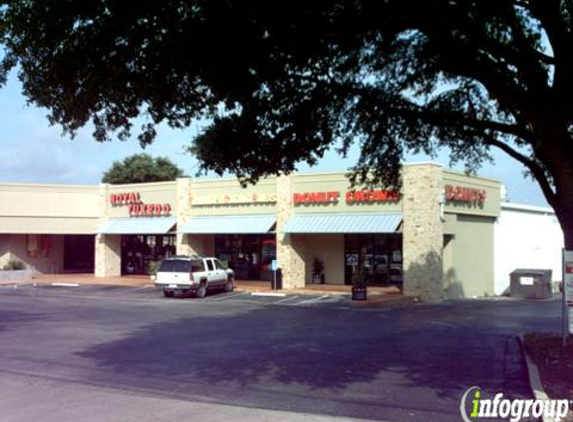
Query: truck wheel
163 289 174 298
195 282 207 298
224 278 234 292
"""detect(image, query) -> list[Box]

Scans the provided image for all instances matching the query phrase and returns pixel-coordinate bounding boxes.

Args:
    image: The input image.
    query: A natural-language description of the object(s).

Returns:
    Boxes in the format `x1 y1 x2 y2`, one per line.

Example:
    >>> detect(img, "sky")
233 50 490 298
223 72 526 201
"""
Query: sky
0 73 549 207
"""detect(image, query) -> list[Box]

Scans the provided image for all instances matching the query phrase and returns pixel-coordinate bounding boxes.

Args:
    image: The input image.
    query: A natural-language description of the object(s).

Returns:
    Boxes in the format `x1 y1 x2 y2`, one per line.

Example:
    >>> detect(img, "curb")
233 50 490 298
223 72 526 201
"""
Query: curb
518 335 557 422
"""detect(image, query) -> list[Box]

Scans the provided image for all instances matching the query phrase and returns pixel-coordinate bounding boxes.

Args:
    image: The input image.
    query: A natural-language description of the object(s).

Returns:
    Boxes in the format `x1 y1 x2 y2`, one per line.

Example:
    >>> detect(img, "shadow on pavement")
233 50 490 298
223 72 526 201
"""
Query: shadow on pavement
75 303 537 420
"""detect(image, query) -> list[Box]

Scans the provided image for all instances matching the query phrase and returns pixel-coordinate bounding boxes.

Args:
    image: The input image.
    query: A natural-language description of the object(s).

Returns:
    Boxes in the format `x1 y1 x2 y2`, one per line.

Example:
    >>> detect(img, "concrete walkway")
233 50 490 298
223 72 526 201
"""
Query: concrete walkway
0 272 412 305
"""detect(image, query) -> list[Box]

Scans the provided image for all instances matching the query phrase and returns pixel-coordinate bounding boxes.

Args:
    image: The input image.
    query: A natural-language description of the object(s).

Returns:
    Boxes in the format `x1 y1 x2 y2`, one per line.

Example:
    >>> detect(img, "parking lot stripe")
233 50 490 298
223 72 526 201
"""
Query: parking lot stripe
294 294 331 306
251 292 287 297
207 291 250 301
131 285 155 291
273 295 300 304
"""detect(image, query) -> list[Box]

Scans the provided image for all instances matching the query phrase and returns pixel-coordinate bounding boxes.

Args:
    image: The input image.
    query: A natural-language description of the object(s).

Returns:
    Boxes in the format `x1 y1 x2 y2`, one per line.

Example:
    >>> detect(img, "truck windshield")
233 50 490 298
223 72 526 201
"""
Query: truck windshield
158 259 204 273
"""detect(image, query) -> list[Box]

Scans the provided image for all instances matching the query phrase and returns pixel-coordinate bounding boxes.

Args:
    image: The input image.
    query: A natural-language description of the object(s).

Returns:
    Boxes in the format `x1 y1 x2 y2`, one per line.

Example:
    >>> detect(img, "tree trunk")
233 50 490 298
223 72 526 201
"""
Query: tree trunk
543 155 573 250
553 199 573 250
526 123 573 250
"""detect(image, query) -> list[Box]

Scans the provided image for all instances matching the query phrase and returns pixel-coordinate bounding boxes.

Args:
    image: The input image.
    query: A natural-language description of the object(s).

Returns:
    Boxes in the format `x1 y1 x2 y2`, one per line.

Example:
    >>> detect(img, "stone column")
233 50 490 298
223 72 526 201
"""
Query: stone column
175 177 194 255
94 183 122 277
95 234 121 277
401 163 444 302
276 174 306 289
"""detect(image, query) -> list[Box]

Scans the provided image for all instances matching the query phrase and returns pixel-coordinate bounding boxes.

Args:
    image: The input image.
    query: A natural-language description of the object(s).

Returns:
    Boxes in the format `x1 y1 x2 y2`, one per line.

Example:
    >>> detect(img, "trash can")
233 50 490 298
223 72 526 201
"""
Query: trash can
351 283 367 301
509 269 553 299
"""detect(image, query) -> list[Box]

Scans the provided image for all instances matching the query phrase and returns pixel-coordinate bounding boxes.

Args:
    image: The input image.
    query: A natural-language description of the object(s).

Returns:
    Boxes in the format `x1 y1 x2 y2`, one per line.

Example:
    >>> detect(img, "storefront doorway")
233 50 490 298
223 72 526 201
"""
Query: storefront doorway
215 234 276 281
344 234 403 286
121 234 176 275
63 235 95 272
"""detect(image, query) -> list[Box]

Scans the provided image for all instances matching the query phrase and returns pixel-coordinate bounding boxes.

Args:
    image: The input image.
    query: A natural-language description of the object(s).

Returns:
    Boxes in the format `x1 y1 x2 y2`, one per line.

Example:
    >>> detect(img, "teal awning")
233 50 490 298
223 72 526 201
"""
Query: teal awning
282 213 402 234
180 214 276 234
96 217 176 235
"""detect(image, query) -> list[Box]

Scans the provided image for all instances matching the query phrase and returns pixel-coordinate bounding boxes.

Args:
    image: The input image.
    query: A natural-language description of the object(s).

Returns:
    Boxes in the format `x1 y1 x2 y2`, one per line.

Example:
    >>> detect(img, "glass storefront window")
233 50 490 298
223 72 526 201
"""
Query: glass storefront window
122 234 176 275
344 234 403 286
214 234 276 281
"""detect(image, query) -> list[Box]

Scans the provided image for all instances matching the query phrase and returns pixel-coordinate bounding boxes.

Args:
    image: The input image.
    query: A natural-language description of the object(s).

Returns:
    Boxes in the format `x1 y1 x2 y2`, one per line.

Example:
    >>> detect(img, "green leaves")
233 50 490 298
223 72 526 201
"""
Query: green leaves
102 153 184 184
0 1 567 198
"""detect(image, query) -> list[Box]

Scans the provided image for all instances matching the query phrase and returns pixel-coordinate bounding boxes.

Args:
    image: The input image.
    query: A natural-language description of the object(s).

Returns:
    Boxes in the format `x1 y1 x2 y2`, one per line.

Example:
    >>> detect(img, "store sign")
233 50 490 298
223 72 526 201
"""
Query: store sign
563 250 573 335
293 191 340 204
193 192 277 206
445 185 487 206
346 190 400 204
110 192 172 217
293 189 400 205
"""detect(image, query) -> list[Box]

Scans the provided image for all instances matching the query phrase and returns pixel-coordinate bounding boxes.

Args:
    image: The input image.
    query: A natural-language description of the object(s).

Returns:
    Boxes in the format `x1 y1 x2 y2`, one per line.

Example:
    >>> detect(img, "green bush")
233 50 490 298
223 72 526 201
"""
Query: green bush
147 260 160 275
3 260 26 271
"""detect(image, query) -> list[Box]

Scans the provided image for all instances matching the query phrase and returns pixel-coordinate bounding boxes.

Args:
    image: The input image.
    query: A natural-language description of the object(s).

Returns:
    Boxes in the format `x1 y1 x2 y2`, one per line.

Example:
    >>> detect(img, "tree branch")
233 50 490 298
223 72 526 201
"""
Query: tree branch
481 135 557 206
388 103 534 141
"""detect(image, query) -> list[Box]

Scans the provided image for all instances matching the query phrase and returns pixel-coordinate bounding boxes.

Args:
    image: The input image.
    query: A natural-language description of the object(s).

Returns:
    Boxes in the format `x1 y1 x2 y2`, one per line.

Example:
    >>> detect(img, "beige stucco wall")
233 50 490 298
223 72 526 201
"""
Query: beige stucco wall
302 234 345 285
0 183 100 234
181 234 214 256
190 177 277 216
443 213 496 298
0 234 64 273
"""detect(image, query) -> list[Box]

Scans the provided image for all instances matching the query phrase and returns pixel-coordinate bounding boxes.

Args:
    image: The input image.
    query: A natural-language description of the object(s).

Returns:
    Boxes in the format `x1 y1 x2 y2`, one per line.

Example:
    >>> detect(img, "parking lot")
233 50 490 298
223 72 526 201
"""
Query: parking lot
0 283 561 422
0 282 354 309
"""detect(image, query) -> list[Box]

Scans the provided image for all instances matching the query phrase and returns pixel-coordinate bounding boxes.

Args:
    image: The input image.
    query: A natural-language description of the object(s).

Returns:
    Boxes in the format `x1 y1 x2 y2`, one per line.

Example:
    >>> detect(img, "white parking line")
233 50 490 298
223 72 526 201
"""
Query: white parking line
293 294 331 306
208 291 250 301
251 292 287 297
273 295 300 304
51 283 80 287
130 285 155 291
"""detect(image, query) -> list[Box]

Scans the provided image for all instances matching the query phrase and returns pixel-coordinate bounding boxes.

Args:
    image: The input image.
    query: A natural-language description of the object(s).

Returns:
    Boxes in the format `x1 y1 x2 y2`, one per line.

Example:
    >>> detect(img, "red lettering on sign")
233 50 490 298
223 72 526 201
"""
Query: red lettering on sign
292 191 341 205
296 190 399 205
445 185 487 206
110 192 144 206
346 190 401 204
112 191 171 216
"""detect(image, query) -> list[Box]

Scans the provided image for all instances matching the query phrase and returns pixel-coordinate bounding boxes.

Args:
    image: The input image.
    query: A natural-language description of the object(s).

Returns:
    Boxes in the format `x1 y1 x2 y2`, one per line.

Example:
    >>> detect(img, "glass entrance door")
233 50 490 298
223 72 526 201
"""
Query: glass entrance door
344 234 403 286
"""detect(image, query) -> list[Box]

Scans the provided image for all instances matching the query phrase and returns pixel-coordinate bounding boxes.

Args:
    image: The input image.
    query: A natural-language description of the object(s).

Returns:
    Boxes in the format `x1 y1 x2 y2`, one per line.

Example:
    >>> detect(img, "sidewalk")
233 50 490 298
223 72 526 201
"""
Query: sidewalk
0 273 413 306
0 273 152 287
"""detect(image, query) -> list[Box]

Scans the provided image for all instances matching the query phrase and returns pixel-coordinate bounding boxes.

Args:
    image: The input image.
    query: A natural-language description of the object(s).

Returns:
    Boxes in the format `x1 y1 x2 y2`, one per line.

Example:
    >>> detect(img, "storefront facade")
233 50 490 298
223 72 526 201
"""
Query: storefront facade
0 163 501 301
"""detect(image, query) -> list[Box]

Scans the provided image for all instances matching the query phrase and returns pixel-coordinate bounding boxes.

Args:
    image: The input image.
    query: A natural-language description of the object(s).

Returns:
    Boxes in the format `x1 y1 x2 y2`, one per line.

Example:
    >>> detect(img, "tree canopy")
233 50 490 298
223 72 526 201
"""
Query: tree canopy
102 153 184 184
1 1 573 244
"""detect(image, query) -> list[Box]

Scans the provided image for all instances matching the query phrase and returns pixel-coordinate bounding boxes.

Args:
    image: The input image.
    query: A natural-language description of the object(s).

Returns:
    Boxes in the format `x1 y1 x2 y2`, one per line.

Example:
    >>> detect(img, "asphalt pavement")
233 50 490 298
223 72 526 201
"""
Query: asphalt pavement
0 284 562 422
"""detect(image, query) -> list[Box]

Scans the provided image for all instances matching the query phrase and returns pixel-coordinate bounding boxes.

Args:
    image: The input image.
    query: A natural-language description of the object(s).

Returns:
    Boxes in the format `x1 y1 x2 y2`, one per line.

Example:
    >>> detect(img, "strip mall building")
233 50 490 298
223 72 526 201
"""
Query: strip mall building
0 163 502 301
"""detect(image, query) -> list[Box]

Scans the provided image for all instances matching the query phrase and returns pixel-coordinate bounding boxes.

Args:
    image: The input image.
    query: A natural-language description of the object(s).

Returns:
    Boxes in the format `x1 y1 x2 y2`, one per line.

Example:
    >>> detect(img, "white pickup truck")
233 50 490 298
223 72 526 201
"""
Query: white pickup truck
154 255 234 298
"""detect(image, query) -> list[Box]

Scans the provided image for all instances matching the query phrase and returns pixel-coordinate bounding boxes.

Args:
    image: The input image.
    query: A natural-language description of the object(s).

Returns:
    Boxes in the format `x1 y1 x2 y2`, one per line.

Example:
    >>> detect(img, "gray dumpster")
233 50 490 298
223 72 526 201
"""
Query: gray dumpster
509 269 553 299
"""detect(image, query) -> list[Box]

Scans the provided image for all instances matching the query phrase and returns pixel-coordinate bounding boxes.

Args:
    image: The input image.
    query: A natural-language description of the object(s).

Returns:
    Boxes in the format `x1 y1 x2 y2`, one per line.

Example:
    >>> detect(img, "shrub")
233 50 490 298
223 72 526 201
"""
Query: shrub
3 260 26 271
147 260 160 275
